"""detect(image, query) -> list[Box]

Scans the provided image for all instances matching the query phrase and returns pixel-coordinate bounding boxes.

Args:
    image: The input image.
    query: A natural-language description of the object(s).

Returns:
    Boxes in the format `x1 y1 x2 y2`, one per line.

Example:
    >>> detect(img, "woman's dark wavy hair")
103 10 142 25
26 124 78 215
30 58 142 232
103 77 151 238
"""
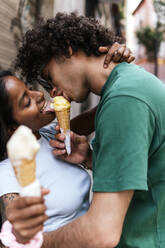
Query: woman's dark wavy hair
15 12 124 84
0 71 17 161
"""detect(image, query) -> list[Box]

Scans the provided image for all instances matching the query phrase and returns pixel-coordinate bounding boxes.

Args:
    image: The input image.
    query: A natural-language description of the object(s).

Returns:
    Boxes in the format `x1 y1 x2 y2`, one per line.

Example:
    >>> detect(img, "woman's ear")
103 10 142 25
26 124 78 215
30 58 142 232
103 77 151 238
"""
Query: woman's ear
7 125 17 137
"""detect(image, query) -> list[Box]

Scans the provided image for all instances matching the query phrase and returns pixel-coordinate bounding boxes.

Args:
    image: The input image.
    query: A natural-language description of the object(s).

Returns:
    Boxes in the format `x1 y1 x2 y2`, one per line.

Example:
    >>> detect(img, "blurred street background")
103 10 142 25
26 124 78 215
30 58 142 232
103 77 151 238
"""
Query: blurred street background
0 0 165 116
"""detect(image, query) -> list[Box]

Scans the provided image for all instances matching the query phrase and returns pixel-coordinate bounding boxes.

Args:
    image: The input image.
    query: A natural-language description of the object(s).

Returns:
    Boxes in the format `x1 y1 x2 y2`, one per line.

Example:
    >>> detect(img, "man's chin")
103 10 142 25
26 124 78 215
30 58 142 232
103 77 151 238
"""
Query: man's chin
74 92 90 103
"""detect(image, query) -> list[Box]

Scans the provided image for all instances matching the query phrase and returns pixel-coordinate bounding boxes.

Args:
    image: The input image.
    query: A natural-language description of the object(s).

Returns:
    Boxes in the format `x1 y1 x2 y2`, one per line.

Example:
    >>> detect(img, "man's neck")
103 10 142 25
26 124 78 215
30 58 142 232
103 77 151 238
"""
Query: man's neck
85 55 119 95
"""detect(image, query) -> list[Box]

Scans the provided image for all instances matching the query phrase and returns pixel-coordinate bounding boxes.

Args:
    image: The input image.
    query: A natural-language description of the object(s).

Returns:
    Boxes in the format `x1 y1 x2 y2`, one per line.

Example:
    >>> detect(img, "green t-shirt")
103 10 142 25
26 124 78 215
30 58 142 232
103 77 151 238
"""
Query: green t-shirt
92 62 165 248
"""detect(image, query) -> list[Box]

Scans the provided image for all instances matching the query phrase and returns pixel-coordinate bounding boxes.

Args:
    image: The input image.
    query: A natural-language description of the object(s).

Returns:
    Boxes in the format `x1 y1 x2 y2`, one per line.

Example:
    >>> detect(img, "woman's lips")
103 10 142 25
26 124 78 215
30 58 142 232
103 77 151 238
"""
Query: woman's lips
40 100 54 113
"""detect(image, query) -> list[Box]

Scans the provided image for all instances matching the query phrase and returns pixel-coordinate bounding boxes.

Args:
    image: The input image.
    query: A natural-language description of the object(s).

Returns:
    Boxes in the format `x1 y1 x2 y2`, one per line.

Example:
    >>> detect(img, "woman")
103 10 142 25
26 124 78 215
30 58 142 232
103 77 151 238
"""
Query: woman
0 70 91 235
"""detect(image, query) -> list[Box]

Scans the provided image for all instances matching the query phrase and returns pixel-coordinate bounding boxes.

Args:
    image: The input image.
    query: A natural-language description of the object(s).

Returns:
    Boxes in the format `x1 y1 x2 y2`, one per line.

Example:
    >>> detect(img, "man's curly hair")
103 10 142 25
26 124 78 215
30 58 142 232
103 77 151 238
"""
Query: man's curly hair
15 12 123 84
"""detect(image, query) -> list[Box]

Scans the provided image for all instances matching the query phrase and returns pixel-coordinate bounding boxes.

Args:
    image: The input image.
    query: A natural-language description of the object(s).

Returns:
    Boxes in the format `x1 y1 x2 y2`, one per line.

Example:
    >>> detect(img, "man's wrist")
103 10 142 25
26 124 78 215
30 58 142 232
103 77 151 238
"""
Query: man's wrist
81 147 92 170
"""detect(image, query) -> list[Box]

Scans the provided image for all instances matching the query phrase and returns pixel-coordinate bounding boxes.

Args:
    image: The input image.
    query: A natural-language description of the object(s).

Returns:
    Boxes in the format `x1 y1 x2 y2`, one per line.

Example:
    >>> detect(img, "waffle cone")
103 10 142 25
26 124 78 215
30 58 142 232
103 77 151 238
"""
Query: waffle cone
13 158 36 187
55 108 70 134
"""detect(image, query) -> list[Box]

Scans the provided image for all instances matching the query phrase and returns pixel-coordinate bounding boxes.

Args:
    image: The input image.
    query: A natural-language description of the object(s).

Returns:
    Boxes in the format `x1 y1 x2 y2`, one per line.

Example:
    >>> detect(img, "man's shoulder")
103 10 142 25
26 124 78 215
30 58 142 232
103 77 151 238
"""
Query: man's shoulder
113 62 162 89
103 62 165 108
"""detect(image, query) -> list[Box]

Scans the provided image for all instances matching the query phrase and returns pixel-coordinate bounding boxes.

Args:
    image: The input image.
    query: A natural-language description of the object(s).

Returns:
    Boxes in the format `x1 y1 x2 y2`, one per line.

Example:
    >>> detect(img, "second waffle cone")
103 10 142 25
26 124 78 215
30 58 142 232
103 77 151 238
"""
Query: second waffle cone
13 159 36 187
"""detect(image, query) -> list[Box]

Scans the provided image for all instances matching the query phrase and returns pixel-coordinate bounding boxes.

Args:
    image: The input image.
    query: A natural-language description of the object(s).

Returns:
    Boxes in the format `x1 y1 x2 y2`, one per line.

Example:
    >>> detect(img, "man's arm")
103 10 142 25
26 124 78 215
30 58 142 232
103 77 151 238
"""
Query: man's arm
70 106 96 136
43 190 134 248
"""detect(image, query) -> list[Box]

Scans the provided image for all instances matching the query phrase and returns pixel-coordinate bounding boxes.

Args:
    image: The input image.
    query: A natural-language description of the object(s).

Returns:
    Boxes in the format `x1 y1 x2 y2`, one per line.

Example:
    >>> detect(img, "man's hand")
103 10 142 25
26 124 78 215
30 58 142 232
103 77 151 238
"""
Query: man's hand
50 125 92 168
6 188 49 244
99 42 135 68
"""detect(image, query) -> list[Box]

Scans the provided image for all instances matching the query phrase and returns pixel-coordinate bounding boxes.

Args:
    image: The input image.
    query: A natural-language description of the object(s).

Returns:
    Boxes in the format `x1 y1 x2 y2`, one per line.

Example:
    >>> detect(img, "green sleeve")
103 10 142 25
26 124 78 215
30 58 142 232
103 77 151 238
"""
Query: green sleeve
92 96 155 192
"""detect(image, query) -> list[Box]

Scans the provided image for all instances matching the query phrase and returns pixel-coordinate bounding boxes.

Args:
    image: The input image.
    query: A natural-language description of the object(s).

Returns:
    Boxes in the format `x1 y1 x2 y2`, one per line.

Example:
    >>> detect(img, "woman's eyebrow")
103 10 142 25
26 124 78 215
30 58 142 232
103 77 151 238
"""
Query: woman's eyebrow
18 91 26 107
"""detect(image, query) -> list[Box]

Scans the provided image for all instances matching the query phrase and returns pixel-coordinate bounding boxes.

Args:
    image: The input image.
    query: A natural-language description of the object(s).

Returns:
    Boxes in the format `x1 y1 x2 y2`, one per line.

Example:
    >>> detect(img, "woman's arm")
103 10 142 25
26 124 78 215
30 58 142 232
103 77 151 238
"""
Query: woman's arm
0 193 19 224
0 193 19 248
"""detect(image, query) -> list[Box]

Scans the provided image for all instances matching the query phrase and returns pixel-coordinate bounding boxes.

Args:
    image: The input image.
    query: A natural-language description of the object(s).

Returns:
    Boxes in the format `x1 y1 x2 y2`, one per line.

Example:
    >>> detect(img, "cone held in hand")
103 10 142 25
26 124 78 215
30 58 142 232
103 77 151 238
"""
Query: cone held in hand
53 96 71 154
7 125 40 195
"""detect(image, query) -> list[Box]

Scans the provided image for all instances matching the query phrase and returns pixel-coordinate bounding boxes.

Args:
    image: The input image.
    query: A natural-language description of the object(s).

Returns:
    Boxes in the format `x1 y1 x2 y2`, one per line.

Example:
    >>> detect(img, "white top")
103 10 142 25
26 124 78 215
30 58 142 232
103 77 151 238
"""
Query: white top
0 121 91 232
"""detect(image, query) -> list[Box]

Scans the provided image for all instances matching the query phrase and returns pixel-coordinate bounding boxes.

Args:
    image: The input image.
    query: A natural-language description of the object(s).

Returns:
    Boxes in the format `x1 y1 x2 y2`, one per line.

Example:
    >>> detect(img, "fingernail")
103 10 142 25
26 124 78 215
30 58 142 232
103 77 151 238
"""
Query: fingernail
104 64 108 68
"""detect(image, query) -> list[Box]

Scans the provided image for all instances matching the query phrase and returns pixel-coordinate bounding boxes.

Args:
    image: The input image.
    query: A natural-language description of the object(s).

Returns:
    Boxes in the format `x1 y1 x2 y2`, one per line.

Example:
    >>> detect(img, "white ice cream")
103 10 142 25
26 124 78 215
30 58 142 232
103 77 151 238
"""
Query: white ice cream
7 125 40 166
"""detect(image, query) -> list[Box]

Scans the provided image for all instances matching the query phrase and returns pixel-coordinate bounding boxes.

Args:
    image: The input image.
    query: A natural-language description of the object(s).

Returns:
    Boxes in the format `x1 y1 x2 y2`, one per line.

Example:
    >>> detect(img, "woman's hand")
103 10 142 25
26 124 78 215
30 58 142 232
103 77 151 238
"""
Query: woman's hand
99 42 135 68
6 188 49 244
50 126 92 168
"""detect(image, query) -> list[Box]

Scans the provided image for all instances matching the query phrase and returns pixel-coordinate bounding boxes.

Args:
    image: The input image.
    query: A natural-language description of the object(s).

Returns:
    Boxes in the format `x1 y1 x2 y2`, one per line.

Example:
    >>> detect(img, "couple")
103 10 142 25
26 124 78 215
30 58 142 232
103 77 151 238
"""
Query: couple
0 13 133 248
1 12 165 248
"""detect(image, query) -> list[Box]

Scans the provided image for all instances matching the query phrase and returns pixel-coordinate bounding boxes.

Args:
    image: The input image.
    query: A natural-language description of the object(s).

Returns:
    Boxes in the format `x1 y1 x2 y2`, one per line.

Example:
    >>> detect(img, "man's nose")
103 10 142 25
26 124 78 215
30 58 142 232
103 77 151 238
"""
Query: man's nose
50 88 62 98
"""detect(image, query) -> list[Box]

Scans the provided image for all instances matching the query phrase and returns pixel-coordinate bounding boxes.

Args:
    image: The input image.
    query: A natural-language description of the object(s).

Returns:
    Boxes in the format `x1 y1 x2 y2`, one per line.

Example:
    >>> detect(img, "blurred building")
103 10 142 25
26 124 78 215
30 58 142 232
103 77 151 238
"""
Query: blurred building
125 0 165 82
0 0 54 71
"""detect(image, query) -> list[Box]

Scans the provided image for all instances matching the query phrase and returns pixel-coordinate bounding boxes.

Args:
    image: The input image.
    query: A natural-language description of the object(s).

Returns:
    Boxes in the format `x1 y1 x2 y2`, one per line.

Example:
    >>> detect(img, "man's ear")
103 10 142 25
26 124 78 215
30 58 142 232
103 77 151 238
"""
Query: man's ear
68 46 73 56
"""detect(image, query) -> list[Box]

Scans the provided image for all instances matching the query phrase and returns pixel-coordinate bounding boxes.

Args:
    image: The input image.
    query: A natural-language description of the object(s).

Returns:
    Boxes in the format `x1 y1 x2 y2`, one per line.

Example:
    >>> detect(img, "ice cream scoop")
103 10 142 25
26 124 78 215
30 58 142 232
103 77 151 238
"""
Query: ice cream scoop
7 125 40 196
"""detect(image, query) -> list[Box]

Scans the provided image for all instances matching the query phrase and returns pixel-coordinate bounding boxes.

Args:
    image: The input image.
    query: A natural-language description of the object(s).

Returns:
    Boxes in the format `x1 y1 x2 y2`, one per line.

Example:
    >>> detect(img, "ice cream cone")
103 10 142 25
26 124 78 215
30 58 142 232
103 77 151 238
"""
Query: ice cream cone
55 108 70 134
53 96 71 154
6 126 43 247
13 158 36 187
7 125 41 196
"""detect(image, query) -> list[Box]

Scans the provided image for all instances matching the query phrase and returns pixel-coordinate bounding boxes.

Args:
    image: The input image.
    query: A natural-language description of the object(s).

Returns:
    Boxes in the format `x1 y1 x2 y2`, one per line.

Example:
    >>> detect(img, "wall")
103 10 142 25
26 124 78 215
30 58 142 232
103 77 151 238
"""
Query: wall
0 0 19 70
54 0 85 15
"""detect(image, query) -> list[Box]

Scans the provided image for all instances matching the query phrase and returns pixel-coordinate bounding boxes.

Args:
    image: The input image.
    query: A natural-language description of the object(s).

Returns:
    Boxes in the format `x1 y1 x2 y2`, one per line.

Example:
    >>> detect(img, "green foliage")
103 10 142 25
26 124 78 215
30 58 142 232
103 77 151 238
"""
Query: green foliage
136 26 163 61
154 0 165 26
118 3 125 20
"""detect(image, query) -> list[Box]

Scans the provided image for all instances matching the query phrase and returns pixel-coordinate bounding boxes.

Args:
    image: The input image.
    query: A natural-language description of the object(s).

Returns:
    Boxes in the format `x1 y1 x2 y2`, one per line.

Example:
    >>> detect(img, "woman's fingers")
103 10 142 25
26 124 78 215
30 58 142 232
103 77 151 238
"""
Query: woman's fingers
103 42 121 68
13 214 48 230
113 45 126 62
8 202 46 222
8 196 44 210
41 188 50 196
98 46 109 53
14 225 43 243
99 42 135 67
127 54 135 63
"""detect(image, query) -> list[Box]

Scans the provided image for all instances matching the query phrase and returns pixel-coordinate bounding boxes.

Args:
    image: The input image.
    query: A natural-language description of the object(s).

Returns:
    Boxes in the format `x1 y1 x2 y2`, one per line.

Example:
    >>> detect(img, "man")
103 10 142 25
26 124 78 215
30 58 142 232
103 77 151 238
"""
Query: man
7 12 165 248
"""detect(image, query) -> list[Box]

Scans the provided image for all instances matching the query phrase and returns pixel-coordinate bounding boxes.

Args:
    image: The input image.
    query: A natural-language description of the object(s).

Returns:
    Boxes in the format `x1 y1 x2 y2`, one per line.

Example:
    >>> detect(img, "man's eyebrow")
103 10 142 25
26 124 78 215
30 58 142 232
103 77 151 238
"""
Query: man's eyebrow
18 91 26 106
